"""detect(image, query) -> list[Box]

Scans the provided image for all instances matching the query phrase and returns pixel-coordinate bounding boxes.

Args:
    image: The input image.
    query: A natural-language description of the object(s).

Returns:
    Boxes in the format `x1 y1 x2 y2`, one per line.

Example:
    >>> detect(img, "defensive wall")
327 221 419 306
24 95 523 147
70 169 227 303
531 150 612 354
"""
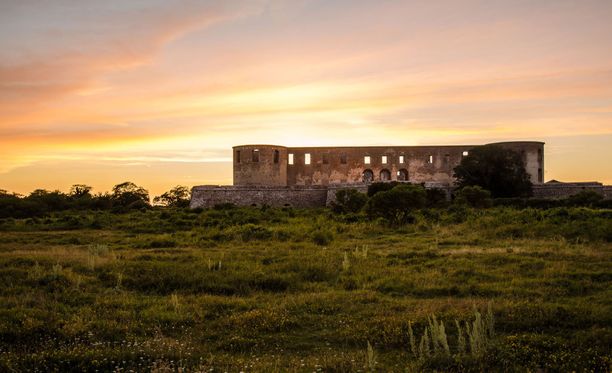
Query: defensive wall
532 182 612 199
190 141 610 208
190 182 611 208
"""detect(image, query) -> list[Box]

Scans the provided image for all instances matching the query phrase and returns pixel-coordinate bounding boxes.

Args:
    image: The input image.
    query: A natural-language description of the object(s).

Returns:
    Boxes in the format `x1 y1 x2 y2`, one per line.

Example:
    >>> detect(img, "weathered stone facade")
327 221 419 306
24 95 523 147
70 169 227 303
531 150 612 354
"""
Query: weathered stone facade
233 141 545 187
191 141 551 208
190 185 329 209
532 181 609 199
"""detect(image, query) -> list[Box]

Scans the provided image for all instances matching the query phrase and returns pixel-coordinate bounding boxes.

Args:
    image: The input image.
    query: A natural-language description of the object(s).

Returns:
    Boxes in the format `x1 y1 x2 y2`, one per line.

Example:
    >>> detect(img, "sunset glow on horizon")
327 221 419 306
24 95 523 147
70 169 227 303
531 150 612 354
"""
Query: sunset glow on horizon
2 0 612 197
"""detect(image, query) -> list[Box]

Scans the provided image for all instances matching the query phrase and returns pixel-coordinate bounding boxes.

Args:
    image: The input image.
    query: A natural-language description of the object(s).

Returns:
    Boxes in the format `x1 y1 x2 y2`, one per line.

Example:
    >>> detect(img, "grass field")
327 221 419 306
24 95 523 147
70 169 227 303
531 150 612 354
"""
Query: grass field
0 206 610 371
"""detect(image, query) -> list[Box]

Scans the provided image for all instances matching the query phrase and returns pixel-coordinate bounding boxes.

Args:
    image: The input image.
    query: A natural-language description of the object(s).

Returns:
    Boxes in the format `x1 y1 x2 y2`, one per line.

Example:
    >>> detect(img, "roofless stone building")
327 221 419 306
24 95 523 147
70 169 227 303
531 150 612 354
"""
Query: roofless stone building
190 141 558 208
231 142 544 187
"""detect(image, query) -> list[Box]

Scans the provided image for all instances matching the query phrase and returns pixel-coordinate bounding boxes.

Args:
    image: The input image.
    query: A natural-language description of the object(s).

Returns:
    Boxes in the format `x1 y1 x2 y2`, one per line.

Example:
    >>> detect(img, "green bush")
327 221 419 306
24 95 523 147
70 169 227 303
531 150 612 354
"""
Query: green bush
311 228 334 246
233 224 273 241
425 188 448 208
565 190 604 207
367 181 400 197
330 189 368 214
366 184 426 225
455 186 493 208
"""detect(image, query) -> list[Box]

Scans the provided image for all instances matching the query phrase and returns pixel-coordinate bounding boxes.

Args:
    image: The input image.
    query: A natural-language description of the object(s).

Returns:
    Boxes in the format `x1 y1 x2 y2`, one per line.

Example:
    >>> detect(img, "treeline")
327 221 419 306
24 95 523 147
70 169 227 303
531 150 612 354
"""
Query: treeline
331 182 612 225
0 183 190 218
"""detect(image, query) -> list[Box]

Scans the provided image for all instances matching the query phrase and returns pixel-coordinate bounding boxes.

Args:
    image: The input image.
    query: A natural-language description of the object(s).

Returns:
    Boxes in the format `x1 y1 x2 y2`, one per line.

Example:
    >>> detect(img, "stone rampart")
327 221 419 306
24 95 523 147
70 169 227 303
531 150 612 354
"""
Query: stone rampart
191 182 611 209
532 182 607 199
190 185 328 208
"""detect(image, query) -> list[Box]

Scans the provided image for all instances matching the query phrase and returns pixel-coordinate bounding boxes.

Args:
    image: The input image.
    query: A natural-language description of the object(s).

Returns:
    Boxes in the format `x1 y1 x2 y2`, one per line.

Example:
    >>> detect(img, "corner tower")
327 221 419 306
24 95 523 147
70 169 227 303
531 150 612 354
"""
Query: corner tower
233 145 288 186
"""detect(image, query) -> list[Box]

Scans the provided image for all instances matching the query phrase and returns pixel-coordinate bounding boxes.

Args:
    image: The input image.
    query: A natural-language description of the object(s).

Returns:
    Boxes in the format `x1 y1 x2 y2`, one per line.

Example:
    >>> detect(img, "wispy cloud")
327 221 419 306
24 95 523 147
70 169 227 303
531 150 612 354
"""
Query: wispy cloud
1 0 612 193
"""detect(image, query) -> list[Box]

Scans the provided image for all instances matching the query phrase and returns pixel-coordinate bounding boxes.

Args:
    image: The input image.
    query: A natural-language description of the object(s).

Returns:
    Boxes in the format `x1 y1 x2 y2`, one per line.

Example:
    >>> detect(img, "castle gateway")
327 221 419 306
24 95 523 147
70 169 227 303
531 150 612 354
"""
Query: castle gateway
190 141 546 208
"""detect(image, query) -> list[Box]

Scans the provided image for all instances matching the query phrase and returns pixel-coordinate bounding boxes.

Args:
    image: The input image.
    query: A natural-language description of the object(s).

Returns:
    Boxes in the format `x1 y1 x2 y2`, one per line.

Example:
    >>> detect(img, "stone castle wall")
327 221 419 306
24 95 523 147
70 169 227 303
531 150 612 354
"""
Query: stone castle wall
191 182 611 209
190 141 610 209
532 182 608 199
232 141 545 187
190 185 328 209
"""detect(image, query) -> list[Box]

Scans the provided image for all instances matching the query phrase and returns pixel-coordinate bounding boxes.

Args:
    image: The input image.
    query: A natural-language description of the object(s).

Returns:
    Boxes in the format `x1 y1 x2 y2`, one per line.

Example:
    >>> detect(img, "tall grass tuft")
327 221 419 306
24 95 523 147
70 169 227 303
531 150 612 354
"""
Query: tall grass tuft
410 306 495 362
455 319 466 354
408 321 417 358
418 329 430 359
342 252 350 272
170 293 180 313
366 340 376 371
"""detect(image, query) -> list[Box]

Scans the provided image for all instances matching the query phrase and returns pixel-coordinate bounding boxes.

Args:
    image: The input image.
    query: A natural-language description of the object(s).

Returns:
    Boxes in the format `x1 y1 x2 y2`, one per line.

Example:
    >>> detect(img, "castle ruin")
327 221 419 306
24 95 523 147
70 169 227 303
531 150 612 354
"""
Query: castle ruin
189 141 583 208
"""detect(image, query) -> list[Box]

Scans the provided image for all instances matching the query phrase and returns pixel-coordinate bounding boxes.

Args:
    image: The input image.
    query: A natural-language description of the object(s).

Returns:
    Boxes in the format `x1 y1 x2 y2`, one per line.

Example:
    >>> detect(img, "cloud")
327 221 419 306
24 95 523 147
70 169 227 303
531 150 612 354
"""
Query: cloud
0 0 264 125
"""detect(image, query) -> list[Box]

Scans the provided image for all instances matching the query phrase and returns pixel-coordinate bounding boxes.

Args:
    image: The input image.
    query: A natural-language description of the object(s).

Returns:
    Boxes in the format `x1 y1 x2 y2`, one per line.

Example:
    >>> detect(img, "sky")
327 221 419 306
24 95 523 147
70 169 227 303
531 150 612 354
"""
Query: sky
1 0 611 197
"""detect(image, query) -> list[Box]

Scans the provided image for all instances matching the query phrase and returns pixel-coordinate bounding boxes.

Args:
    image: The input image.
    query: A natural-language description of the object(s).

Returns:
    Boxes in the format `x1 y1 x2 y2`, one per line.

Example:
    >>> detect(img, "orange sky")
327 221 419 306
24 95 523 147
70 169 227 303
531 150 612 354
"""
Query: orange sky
1 0 611 197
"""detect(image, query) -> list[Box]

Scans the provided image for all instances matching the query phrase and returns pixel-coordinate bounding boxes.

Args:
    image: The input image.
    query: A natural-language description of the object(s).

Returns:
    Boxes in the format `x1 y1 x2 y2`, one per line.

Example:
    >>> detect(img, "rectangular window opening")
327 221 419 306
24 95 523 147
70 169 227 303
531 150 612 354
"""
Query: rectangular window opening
236 150 241 163
252 149 259 162
305 153 311 165
381 155 388 164
462 151 469 157
340 154 347 164
322 153 329 164
428 155 433 164
399 155 405 164
288 153 294 165
364 156 371 164
273 150 279 164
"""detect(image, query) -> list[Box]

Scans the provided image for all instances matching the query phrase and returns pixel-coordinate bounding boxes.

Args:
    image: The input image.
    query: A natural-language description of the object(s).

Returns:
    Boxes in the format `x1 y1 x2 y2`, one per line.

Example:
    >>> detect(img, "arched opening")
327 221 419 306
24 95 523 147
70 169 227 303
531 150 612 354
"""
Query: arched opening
380 169 391 181
362 169 374 183
397 168 408 181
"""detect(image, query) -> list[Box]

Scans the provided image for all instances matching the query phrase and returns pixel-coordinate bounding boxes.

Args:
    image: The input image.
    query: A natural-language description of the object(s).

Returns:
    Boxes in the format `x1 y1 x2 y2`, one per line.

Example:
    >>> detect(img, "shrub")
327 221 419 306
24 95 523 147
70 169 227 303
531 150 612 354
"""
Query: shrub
366 184 426 225
425 188 448 208
311 228 334 246
564 190 604 207
367 181 400 197
110 182 150 210
153 186 191 208
330 189 368 214
525 198 562 209
455 186 493 208
493 198 527 208
234 224 273 241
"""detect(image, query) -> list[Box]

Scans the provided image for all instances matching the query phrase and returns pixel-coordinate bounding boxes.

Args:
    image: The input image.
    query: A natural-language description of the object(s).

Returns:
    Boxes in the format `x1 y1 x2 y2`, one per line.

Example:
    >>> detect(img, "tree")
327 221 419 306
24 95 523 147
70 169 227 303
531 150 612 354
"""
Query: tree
153 186 191 208
455 186 493 208
330 188 368 214
453 145 532 198
111 182 150 209
69 184 92 198
367 181 400 197
365 184 426 225
26 189 70 211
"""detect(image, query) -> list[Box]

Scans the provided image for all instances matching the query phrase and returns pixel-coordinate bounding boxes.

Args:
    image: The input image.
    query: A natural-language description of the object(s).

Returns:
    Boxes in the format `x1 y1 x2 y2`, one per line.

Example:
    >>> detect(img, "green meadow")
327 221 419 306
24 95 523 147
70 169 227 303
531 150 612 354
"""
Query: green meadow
0 206 610 371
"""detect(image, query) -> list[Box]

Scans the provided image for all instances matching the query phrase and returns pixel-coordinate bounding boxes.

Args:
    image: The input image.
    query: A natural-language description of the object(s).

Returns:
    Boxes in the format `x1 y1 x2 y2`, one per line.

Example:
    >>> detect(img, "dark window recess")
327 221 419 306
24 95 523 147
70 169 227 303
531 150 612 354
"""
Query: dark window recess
322 153 329 164
340 154 347 164
252 149 259 162
236 150 241 163
274 150 279 164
